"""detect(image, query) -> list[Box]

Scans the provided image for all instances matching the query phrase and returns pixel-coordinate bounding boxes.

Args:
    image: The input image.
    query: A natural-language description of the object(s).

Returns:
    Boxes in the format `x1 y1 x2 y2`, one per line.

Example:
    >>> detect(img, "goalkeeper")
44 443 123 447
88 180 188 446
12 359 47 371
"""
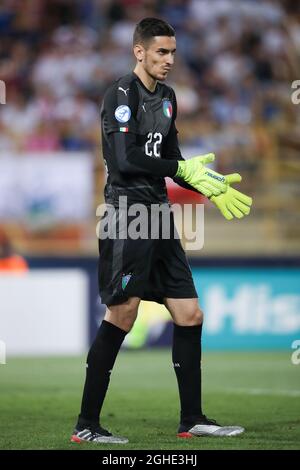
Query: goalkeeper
71 17 252 445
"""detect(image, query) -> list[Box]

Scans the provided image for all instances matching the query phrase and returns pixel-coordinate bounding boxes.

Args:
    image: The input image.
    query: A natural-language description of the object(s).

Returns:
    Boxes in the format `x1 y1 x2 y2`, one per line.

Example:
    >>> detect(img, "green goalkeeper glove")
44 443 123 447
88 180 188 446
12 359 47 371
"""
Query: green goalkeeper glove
175 153 227 197
210 174 252 220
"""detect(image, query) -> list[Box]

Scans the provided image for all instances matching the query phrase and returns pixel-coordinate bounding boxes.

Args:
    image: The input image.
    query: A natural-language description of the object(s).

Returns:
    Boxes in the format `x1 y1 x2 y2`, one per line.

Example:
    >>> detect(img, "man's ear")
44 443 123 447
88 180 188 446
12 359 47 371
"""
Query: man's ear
133 44 144 62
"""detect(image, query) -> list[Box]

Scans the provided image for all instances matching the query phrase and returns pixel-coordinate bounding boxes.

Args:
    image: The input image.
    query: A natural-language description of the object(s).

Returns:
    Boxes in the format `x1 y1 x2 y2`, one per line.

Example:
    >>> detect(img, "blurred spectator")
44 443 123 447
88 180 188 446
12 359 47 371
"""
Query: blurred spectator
0 0 298 155
0 0 299 254
0 229 28 272
24 121 61 152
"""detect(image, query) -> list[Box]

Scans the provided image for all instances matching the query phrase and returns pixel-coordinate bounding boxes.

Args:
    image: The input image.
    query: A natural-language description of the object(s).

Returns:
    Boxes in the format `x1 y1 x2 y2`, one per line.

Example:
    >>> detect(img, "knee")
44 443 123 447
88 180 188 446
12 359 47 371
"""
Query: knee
119 306 137 332
105 303 138 332
181 306 204 326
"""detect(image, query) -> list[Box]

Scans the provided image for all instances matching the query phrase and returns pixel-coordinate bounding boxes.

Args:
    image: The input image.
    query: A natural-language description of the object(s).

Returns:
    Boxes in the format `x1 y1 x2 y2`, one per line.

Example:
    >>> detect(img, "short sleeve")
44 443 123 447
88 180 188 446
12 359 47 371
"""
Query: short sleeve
101 80 139 136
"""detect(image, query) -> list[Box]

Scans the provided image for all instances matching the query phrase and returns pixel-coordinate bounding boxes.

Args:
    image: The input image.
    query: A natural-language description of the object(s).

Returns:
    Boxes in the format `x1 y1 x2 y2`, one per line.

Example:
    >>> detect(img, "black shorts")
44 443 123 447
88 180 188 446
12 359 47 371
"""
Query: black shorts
98 204 198 306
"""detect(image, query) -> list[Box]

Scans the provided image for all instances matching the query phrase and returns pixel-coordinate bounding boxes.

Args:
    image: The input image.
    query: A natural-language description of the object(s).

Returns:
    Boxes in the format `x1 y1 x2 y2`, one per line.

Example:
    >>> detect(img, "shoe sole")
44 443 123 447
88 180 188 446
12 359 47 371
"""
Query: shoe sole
70 434 129 444
177 426 245 438
71 435 83 443
177 432 193 438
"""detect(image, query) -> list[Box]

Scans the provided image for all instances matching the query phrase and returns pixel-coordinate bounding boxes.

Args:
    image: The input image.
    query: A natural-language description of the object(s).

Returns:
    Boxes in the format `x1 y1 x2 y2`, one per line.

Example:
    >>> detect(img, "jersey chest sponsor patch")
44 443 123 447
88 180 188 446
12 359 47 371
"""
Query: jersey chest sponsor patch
115 105 131 123
163 100 172 118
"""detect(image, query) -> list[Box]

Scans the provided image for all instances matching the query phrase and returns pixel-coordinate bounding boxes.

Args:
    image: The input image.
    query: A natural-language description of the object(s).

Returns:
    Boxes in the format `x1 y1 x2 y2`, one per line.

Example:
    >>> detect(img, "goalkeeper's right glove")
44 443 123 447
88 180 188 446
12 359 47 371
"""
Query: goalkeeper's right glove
175 153 227 197
210 174 252 220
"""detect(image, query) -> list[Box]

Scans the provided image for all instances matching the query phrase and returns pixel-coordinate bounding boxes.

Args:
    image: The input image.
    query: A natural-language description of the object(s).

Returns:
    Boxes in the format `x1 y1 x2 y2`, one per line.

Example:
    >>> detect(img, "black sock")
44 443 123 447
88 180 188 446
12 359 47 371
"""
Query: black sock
77 320 127 429
172 323 203 425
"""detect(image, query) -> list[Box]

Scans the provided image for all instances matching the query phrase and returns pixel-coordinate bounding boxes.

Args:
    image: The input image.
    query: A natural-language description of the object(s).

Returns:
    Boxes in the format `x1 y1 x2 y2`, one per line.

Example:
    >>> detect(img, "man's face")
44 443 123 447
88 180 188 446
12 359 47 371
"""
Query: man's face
139 36 176 81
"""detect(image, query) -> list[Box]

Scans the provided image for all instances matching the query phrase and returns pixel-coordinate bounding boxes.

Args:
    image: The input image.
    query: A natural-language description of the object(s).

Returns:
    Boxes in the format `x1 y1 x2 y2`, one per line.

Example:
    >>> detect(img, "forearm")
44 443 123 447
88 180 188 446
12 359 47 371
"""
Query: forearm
163 119 197 191
110 132 178 177
172 176 201 194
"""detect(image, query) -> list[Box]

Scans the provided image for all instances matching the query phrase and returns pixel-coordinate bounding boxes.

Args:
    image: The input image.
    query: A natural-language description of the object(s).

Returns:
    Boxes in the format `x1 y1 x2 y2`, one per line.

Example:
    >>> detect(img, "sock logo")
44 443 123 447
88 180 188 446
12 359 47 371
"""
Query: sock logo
173 363 180 368
122 273 132 290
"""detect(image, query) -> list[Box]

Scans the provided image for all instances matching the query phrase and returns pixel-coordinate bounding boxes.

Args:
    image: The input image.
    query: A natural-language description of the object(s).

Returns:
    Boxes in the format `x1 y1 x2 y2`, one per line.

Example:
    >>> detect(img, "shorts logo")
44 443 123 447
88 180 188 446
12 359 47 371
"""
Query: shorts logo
115 105 131 123
122 273 132 290
163 100 172 118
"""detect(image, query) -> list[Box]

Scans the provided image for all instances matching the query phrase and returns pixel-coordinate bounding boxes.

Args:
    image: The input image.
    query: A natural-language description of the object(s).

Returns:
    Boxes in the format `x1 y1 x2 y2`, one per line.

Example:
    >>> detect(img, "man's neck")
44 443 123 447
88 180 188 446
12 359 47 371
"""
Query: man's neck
133 65 157 92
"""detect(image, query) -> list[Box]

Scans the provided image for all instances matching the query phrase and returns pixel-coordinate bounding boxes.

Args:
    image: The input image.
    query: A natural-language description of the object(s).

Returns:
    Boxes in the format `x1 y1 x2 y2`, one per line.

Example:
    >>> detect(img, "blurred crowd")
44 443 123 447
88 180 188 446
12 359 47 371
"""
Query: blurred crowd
0 0 300 255
0 0 299 162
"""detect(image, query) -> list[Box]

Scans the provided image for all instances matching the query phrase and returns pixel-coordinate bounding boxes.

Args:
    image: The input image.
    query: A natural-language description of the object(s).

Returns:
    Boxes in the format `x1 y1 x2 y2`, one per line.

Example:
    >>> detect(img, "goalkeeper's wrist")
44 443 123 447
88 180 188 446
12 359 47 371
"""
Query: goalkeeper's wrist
175 160 185 179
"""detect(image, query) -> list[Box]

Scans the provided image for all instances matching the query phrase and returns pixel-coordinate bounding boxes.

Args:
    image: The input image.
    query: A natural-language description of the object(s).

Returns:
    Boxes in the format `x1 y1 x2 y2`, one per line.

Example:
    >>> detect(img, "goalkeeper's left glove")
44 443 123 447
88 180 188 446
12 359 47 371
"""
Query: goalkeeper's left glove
210 174 253 220
175 153 228 197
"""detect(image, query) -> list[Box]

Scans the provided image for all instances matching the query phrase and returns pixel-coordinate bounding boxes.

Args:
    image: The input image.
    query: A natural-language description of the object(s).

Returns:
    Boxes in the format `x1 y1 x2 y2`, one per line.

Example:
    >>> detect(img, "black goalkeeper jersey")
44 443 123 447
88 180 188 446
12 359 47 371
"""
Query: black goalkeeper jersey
101 72 189 205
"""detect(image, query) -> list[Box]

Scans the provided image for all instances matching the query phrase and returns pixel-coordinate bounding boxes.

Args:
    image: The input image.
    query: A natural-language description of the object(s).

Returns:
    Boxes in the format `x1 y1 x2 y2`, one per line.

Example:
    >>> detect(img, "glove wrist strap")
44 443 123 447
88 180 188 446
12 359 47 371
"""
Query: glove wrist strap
175 161 184 178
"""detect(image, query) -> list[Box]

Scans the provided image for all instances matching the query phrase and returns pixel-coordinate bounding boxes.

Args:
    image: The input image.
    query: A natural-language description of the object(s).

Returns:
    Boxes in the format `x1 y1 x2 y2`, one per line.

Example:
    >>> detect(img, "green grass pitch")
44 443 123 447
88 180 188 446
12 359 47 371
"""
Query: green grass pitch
0 350 299 450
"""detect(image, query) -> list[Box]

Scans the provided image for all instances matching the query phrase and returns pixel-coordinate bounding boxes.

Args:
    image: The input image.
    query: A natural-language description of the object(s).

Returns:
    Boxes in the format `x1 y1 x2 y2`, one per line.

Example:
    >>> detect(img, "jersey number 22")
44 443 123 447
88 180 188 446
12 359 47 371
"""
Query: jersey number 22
145 132 162 158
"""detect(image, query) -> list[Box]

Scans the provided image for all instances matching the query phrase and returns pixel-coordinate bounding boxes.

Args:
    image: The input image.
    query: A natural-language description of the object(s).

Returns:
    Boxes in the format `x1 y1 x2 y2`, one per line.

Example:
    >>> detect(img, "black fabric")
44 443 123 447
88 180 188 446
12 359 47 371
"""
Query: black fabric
100 72 196 205
163 120 199 194
109 131 178 177
172 323 203 425
98 206 198 306
101 74 140 136
78 320 127 426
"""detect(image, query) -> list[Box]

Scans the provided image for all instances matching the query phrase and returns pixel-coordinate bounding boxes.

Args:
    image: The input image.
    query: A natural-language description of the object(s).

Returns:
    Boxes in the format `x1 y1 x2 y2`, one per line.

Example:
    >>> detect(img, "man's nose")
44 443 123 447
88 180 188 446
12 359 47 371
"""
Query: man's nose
166 53 174 66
